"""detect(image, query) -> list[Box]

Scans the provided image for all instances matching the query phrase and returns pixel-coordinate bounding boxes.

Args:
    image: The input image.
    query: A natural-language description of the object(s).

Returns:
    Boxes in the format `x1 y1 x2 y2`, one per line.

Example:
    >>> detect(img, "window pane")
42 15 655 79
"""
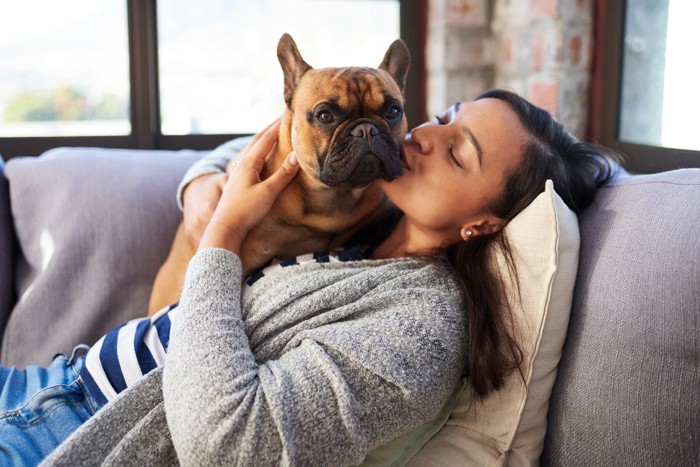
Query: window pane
0 1 130 137
619 0 700 151
157 0 400 135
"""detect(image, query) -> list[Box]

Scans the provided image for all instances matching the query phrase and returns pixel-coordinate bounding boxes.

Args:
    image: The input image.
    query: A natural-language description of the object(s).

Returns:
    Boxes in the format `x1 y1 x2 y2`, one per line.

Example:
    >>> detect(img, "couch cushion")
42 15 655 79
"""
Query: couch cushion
1 147 202 368
542 169 700 465
407 180 579 466
0 157 15 346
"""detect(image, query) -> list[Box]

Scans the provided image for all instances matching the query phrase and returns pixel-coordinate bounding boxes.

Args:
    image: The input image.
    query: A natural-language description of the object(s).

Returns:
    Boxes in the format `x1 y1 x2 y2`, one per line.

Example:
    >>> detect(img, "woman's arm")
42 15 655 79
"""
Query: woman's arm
163 253 467 466
176 135 252 210
177 136 253 247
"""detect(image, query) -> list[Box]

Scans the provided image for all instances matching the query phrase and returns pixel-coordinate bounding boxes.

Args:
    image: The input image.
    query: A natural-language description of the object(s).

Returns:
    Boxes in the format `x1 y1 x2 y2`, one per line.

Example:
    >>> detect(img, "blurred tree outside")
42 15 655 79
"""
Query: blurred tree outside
3 85 128 122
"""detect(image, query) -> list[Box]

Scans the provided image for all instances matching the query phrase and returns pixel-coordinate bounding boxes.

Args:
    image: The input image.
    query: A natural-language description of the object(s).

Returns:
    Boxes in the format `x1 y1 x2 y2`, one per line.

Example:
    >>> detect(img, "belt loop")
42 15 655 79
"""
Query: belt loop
67 344 91 366
51 352 67 362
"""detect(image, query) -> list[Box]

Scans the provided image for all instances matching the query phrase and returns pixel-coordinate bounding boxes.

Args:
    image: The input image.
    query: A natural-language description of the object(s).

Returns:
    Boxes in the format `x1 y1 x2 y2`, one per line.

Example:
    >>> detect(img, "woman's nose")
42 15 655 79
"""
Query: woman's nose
408 124 434 155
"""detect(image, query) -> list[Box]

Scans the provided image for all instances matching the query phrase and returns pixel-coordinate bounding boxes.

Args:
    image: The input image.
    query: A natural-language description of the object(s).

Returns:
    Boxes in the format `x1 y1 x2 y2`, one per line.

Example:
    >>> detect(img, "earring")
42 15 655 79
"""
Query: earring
463 229 473 241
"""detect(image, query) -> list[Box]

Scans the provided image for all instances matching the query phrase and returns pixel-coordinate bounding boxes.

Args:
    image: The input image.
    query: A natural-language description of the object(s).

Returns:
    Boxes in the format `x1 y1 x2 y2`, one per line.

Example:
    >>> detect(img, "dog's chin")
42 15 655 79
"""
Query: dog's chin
320 152 403 188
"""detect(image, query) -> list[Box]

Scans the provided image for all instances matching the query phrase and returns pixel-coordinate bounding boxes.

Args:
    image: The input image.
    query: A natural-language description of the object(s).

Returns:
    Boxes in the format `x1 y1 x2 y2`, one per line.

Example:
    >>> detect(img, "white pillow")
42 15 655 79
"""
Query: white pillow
405 180 580 466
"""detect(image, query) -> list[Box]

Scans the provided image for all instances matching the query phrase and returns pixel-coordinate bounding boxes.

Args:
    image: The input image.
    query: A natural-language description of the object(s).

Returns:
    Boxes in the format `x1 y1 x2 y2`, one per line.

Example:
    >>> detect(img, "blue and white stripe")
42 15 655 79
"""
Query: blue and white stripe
245 245 366 288
80 303 178 408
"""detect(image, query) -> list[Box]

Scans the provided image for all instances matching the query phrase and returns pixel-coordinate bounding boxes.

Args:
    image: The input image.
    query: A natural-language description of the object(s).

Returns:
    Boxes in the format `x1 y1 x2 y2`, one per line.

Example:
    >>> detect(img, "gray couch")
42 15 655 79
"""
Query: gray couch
0 147 698 465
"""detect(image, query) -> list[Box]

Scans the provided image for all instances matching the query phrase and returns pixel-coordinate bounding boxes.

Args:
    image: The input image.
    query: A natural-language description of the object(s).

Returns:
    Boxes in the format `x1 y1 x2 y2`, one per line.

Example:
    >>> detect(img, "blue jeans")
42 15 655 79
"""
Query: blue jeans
0 346 102 466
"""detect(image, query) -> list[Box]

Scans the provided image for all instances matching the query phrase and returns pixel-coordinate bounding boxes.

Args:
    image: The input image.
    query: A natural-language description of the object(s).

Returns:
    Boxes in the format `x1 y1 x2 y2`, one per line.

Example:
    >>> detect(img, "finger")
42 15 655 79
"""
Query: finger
215 173 229 190
209 172 230 190
248 119 281 160
241 121 281 173
228 145 276 184
262 151 300 195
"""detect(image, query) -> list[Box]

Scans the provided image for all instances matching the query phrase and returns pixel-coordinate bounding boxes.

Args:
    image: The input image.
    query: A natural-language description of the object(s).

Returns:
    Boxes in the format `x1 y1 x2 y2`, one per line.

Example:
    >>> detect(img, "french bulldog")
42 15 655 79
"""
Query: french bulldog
148 33 410 314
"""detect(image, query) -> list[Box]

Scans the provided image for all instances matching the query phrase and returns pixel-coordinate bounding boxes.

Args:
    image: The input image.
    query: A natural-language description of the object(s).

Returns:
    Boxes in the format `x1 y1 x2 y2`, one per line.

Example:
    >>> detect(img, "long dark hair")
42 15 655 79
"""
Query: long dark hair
445 88 621 398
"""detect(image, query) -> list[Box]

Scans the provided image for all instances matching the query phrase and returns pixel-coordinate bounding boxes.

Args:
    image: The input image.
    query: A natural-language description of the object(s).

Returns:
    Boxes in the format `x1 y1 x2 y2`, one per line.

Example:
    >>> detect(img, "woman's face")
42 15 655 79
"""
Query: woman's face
378 97 527 248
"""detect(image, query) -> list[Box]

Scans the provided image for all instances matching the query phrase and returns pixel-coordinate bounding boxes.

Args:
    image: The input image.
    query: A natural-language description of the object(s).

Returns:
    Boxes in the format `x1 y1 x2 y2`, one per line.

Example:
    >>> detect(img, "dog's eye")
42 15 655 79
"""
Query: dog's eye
385 105 402 122
316 110 335 124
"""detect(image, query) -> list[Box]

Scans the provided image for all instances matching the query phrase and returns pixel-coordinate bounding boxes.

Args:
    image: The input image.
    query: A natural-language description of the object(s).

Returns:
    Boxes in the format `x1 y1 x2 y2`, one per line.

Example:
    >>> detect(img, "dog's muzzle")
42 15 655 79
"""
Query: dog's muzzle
320 120 403 188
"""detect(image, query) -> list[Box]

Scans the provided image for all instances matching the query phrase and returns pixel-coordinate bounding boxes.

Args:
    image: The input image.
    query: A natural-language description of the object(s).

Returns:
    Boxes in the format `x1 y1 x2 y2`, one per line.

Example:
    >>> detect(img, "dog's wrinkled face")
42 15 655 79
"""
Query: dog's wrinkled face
277 33 411 189
290 67 407 188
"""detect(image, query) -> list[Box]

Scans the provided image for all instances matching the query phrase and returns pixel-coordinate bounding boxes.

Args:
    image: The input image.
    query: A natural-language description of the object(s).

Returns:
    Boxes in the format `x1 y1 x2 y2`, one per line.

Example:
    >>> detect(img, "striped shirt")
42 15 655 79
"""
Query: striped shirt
245 245 366 287
79 246 370 409
79 303 179 409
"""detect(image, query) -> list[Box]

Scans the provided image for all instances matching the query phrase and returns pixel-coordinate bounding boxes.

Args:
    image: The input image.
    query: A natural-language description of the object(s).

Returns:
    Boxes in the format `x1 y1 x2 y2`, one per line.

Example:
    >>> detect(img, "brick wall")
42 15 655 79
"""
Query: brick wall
426 0 593 137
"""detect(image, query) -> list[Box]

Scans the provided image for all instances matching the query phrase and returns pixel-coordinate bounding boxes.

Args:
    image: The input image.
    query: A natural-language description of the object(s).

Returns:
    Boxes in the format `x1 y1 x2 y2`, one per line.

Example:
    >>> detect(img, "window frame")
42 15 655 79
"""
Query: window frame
0 0 425 160
592 0 700 173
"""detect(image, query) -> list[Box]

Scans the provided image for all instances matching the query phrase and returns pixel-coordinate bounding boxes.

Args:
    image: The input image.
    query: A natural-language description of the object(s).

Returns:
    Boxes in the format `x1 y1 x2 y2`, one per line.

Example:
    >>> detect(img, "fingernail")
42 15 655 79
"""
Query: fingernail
289 151 298 166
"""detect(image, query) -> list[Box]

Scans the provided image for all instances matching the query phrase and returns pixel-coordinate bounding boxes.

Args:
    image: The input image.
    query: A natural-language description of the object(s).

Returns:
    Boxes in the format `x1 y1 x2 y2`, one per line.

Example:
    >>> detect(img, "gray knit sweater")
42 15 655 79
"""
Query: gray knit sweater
44 248 467 466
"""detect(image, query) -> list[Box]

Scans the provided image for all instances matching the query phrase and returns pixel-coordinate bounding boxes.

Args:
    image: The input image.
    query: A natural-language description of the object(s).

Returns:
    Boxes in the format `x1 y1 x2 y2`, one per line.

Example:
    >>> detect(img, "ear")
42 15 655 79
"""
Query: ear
277 33 312 109
379 39 411 95
462 216 508 240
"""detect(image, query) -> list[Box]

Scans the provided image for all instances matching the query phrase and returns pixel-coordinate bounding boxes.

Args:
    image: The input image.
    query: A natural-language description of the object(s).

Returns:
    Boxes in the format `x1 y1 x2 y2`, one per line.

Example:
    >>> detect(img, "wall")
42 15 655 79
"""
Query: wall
426 0 593 137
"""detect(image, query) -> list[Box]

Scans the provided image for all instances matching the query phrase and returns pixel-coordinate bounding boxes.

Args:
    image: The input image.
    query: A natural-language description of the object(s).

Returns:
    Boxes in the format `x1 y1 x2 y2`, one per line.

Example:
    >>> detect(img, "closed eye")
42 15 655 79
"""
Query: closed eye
435 114 446 125
448 146 462 168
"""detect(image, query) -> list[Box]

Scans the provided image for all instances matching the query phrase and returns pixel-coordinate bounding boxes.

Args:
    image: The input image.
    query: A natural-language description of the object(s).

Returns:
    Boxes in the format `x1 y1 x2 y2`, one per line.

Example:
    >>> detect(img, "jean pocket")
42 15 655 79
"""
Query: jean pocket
0 382 94 465
4 382 90 429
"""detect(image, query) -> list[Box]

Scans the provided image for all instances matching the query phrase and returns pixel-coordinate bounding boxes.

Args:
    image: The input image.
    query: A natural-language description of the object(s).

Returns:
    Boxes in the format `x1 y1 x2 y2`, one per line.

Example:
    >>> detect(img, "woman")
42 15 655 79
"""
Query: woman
0 89 619 465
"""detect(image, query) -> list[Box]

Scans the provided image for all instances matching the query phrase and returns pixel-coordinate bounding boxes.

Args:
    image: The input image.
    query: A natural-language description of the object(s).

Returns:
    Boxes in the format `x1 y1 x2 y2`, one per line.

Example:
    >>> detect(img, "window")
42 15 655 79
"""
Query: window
0 0 424 160
0 1 131 138
594 0 700 172
157 0 401 136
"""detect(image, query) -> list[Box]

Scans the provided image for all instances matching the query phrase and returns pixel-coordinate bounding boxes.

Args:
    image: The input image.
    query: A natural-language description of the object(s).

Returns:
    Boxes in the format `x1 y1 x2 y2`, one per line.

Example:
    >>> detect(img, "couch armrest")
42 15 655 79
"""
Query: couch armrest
543 168 700 465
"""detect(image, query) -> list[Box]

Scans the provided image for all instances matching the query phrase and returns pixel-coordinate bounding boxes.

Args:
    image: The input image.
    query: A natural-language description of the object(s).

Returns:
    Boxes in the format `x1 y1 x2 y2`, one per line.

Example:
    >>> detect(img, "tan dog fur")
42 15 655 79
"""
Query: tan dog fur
148 34 410 315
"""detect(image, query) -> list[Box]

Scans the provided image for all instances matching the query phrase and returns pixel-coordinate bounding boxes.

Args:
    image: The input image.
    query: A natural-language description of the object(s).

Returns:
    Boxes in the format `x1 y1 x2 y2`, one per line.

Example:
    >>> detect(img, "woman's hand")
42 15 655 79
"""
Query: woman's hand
198 118 300 253
182 173 228 247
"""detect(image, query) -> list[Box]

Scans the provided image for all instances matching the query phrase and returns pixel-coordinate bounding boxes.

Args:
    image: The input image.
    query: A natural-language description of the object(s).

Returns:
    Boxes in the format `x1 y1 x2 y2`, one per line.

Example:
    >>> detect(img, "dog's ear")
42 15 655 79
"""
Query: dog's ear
379 39 411 95
277 33 312 109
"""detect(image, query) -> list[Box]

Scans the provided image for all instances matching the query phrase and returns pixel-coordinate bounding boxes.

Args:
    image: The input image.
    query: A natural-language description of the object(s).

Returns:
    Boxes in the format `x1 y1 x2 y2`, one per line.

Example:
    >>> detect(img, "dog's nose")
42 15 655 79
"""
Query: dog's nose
351 123 379 139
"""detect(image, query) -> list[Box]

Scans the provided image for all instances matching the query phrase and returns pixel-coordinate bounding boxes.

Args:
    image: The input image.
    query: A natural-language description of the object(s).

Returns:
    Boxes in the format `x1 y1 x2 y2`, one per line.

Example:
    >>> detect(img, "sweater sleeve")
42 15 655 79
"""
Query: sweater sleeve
175 136 252 210
163 250 466 466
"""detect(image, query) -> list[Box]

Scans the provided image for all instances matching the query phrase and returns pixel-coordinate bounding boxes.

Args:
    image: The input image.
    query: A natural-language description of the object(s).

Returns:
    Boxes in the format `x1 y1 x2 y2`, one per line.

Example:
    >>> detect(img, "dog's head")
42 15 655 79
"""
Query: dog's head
277 33 410 188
